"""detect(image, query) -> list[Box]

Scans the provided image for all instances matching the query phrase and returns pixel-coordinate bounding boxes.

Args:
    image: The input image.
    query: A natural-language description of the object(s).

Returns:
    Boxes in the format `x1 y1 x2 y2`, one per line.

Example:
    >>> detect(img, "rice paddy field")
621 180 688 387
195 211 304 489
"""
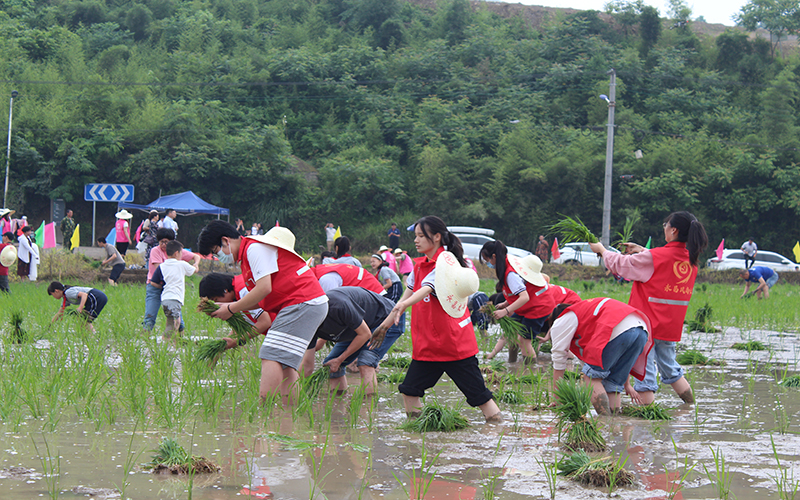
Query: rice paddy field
1 275 800 499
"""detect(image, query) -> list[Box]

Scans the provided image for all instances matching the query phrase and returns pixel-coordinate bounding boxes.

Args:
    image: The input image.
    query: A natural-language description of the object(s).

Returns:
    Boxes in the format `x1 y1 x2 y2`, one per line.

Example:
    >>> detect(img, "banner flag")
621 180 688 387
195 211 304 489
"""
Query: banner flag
551 237 560 261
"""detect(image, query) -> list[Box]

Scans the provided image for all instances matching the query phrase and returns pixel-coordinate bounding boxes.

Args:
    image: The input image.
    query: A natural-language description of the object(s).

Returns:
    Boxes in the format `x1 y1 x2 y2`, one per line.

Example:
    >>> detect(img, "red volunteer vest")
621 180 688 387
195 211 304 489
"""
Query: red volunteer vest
0 243 9 276
312 264 385 295
233 274 277 328
502 259 555 319
410 247 478 362
562 297 652 380
550 285 581 305
629 241 696 342
237 238 325 314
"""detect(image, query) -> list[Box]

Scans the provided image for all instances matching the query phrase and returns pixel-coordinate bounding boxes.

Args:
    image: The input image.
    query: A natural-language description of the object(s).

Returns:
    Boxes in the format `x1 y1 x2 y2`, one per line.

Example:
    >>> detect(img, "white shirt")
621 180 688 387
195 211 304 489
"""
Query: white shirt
325 227 336 241
247 242 327 306
160 215 178 234
159 259 196 304
741 241 757 256
549 311 647 371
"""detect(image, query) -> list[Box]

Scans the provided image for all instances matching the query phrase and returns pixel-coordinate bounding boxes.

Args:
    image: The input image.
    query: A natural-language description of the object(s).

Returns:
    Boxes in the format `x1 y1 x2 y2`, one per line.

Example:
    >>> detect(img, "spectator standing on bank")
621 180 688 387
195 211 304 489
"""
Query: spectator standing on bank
741 238 757 269
160 209 179 236
235 218 248 237
97 237 126 286
17 225 39 281
535 235 549 262
325 222 336 251
114 209 133 255
388 222 400 250
141 211 160 265
61 209 77 251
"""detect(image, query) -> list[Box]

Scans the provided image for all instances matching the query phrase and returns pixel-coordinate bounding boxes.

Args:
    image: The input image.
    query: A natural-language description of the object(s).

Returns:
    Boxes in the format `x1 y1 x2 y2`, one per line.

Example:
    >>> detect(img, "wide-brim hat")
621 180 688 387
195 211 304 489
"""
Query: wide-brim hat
394 248 403 254
1 244 16 267
434 251 480 318
0 208 14 218
251 226 300 258
115 209 133 219
507 254 547 287
379 245 389 252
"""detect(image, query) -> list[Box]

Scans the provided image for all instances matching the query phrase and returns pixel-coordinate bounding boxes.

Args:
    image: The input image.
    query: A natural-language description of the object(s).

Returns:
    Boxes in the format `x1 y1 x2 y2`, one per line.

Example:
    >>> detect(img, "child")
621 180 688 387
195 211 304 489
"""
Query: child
369 254 403 302
383 215 501 422
199 272 274 350
97 237 126 285
480 241 555 362
48 281 108 333
312 263 385 295
152 240 198 338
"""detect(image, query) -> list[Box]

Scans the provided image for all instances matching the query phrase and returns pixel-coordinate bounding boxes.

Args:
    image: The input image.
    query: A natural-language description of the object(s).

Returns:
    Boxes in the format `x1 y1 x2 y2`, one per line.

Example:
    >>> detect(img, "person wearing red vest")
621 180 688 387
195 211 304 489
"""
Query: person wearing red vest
312 263 385 295
199 273 277 350
539 297 652 415
542 274 582 306
197 221 329 405
480 240 555 362
383 216 501 422
590 211 708 405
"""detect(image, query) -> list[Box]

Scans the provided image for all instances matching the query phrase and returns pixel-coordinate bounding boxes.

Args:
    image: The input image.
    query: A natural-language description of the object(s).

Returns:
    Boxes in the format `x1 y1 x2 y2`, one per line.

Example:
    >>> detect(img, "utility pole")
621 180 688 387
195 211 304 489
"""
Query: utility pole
601 70 616 248
3 90 18 209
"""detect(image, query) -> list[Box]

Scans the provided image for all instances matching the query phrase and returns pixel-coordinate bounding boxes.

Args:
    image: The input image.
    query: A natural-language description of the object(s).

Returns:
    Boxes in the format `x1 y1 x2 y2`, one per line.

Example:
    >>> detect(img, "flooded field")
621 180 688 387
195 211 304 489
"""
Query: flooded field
1 281 799 499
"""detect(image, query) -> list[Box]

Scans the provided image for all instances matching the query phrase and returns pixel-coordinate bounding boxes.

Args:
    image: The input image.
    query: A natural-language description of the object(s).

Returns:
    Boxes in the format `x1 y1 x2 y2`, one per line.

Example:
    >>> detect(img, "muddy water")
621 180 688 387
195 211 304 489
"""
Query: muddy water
2 326 800 499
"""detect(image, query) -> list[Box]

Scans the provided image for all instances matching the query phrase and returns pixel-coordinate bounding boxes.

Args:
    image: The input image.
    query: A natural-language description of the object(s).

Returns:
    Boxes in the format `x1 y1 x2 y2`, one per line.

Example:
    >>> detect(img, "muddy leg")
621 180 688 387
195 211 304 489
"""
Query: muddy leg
358 365 378 395
508 344 519 363
585 376 612 415
403 395 422 417
480 400 502 422
671 376 694 403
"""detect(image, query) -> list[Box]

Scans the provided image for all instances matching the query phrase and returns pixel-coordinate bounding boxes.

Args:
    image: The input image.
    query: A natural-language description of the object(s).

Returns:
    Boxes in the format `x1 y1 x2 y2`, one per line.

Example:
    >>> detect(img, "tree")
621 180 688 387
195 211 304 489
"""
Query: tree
736 0 800 57
639 6 661 57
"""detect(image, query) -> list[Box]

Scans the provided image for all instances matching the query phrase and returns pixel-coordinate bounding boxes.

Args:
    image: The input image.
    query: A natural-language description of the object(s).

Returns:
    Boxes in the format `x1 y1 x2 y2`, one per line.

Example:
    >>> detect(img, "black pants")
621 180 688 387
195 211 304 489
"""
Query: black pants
744 254 755 269
399 357 493 407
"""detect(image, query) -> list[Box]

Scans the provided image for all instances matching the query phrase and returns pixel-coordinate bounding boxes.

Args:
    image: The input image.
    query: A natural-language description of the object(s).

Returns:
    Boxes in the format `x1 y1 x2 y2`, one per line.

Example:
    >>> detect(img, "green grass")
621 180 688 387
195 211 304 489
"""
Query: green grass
779 375 800 388
731 341 768 351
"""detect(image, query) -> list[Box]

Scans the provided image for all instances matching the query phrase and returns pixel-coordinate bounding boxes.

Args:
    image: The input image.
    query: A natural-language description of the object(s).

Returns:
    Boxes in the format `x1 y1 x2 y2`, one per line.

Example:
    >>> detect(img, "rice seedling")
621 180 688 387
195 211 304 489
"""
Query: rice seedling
703 447 732 500
664 438 697 500
7 310 30 343
400 400 470 433
144 438 219 474
779 375 800 387
195 297 257 361
264 433 318 450
686 303 720 333
676 349 724 366
732 340 768 351
380 356 412 369
299 368 330 401
553 378 606 452
557 450 634 487
484 304 526 346
539 341 552 353
308 424 333 500
537 454 560 499
393 435 440 500
376 371 406 384
770 434 800 500
620 402 673 420
612 211 640 250
494 388 524 405
480 435 511 500
550 215 598 244
31 435 60 500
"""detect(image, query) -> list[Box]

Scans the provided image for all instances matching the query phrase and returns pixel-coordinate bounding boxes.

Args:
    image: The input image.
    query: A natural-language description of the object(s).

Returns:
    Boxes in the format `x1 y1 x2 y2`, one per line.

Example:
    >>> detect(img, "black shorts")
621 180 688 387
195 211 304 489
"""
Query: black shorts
109 263 125 282
83 289 108 322
511 313 549 340
399 356 493 407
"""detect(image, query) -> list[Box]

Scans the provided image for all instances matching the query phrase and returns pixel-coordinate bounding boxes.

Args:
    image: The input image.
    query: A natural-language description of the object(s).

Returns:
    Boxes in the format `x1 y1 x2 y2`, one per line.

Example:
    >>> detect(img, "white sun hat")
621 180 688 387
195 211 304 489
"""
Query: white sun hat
251 226 300 258
434 251 480 318
507 254 547 287
115 209 133 219
379 245 389 252
0 208 14 218
1 244 17 268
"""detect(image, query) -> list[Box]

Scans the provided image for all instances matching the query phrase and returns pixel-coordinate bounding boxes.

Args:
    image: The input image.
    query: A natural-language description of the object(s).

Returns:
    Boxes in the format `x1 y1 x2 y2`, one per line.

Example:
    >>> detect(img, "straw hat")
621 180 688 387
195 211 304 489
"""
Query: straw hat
115 209 133 219
0 208 14 218
251 226 300 258
1 244 16 268
434 251 479 318
507 254 547 287
393 248 403 254
379 245 389 252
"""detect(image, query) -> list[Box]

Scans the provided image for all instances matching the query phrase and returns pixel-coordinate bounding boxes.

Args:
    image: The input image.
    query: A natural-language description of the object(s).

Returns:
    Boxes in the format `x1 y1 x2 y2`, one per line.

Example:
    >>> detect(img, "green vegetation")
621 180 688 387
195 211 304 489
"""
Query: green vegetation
676 349 724 366
686 303 720 333
400 401 469 433
557 450 634 487
553 378 606 452
620 402 673 420
145 438 219 474
779 375 800 388
731 341 768 351
551 216 599 245
485 303 526 346
7 311 30 344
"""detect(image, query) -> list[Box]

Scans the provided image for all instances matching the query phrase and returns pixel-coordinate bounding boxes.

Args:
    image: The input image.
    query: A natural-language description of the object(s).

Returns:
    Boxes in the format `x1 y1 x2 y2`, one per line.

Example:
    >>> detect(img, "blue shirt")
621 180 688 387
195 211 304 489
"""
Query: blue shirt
747 266 774 283
388 228 400 238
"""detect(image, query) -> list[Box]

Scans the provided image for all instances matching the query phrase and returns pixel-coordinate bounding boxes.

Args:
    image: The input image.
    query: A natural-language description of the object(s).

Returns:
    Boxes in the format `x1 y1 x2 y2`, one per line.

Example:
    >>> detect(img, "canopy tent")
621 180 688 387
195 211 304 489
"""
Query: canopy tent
118 191 229 219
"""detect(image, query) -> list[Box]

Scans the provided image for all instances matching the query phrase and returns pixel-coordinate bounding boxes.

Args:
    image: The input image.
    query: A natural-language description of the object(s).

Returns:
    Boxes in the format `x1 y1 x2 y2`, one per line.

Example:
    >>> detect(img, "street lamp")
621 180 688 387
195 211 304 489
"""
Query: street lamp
601 71 616 248
3 90 19 210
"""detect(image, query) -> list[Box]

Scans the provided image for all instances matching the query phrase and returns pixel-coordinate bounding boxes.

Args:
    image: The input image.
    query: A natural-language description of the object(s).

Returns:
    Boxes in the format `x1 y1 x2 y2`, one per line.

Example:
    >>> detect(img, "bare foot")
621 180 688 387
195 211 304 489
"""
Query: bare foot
485 412 503 423
678 388 694 404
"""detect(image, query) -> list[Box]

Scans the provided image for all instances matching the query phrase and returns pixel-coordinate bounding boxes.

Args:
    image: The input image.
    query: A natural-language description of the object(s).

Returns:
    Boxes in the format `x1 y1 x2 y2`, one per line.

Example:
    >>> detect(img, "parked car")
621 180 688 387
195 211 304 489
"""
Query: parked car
447 226 533 262
706 249 799 272
552 242 620 267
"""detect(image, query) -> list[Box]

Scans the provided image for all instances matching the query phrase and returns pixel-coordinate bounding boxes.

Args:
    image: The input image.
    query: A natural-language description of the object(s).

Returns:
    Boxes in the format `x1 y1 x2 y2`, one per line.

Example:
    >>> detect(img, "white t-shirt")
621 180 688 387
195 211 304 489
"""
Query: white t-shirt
406 269 436 294
741 241 757 256
549 311 647 371
159 259 197 304
505 271 526 295
246 244 279 282
325 227 336 241
318 272 343 292
160 216 178 234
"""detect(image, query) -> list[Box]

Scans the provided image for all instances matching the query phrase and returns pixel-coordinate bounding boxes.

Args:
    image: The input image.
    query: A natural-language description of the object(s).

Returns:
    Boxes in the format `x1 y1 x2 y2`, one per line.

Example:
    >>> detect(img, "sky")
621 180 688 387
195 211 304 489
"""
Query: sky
509 0 748 26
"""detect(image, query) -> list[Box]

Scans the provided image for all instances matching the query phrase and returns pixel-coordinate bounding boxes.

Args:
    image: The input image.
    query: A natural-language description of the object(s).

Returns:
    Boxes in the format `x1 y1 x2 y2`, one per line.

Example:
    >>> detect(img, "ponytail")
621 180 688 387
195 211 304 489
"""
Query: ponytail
415 215 468 268
480 240 509 293
334 236 350 258
665 211 708 267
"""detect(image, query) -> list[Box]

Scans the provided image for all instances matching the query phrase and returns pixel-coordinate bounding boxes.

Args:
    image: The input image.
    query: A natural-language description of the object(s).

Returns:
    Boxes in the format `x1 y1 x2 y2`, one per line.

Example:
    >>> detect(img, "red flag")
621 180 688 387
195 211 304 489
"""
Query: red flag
275 220 280 227
715 238 724 261
551 237 560 261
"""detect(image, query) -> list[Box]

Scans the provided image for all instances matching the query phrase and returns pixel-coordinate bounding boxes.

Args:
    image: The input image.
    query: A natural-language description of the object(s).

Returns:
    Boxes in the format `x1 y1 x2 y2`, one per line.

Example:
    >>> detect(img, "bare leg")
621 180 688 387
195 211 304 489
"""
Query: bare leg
636 390 656 405
585 376 612 415
671 376 694 403
299 349 315 376
518 336 536 358
480 400 502 422
328 375 348 394
486 337 506 359
607 392 622 412
358 365 378 395
260 359 299 405
403 395 422 416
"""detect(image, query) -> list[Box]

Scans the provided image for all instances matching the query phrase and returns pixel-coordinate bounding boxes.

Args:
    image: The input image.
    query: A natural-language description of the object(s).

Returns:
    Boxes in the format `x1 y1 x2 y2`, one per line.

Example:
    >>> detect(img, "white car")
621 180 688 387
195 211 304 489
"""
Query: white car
706 249 799 272
552 242 620 266
448 226 533 262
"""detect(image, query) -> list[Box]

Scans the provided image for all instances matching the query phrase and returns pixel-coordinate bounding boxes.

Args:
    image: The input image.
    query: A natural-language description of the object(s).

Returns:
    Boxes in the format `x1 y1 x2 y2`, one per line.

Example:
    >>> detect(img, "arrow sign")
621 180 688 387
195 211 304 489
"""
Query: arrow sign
84 184 135 202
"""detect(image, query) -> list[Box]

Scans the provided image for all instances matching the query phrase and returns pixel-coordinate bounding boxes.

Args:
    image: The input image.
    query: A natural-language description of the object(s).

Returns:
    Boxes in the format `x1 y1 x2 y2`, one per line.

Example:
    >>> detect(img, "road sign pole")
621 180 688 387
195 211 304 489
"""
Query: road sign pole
92 201 96 246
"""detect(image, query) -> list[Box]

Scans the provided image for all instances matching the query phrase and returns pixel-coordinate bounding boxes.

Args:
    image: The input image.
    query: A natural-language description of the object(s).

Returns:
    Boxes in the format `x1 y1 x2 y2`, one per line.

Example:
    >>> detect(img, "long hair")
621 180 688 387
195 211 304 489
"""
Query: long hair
480 240 509 293
541 303 572 336
664 211 708 266
334 236 350 258
414 215 467 267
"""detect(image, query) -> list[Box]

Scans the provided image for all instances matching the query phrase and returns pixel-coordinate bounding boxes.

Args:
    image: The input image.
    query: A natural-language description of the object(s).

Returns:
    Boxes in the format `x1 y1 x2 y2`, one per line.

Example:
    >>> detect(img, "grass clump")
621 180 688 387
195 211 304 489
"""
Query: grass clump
551 215 599 244
381 356 412 369
484 303 526 347
731 341 768 351
686 303 719 333
539 341 552 353
495 389 525 405
558 450 634 487
376 372 406 384
553 378 606 452
612 211 640 250
7 311 30 343
620 403 673 420
400 401 469 433
299 368 329 400
195 298 258 361
676 349 725 366
145 438 219 475
779 375 800 388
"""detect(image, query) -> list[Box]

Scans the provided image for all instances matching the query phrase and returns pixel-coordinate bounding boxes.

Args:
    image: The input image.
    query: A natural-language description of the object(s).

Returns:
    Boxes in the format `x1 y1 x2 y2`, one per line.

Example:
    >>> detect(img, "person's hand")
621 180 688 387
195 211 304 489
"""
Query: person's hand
625 381 642 405
537 331 551 343
369 324 388 350
323 357 342 373
621 242 645 254
193 264 200 273
390 304 405 325
589 242 605 255
210 303 233 320
493 308 509 319
222 337 238 350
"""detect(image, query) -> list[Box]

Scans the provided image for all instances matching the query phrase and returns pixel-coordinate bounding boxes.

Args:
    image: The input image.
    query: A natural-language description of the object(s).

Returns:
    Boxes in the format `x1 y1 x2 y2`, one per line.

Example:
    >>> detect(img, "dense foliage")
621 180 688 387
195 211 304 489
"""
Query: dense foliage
2 0 800 256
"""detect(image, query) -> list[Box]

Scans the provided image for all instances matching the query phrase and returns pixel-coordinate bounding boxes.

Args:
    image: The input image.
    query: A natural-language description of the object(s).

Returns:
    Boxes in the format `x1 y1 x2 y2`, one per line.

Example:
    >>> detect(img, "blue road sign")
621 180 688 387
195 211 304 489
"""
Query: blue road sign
84 184 134 202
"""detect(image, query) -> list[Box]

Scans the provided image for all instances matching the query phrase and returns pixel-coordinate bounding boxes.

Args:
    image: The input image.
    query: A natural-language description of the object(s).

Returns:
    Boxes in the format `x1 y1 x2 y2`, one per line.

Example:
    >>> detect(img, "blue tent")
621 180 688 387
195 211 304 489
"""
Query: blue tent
118 191 229 218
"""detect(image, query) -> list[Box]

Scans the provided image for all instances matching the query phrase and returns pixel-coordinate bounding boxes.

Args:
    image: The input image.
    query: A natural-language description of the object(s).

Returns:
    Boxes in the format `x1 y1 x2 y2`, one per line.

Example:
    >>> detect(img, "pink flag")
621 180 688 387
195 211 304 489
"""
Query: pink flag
43 222 57 249
551 237 561 261
275 220 280 227
715 239 724 261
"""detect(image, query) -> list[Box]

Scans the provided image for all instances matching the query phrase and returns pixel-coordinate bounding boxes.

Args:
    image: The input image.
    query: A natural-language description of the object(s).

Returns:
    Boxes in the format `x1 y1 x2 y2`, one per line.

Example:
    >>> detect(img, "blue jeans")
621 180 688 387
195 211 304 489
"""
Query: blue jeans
582 326 647 393
143 283 185 331
633 338 684 393
325 322 405 378
766 272 779 288
469 292 489 332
